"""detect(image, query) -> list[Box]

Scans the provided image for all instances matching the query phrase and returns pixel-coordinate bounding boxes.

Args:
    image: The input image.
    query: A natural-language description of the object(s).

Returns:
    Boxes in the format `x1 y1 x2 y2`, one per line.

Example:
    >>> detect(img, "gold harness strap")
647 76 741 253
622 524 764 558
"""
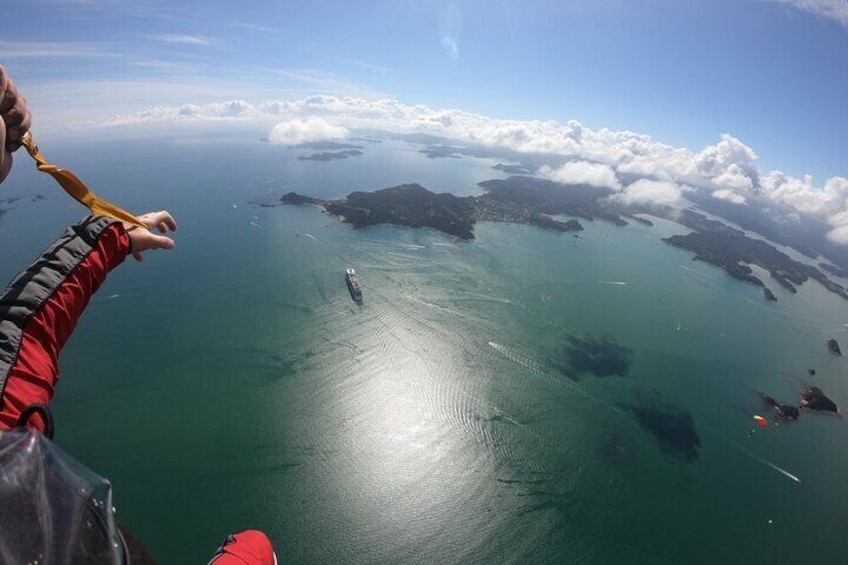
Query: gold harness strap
20 132 145 229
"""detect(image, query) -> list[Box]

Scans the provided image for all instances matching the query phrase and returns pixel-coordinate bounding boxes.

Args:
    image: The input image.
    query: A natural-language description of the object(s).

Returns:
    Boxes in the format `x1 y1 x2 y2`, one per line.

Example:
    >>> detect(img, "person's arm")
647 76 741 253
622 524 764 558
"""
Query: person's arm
0 65 32 184
0 212 176 432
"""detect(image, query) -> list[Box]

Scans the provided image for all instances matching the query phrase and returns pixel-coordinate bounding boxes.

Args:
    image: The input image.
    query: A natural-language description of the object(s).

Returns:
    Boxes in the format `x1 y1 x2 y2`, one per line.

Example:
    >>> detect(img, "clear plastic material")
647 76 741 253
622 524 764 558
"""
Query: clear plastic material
0 429 127 564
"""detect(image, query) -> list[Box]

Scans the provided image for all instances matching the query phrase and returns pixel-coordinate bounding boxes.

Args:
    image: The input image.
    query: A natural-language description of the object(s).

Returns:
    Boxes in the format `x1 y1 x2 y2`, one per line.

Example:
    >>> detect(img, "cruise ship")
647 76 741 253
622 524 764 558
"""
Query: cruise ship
345 268 363 302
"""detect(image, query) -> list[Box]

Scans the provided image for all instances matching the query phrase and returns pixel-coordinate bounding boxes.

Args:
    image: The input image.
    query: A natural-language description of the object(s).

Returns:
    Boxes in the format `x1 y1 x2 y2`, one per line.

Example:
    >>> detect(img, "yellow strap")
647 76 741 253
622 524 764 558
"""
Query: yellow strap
20 132 146 228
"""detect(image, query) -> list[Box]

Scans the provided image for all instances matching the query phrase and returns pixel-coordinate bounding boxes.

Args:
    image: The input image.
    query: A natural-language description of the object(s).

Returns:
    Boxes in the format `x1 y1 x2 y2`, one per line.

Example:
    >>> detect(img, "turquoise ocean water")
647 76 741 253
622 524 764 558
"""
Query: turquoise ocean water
2 127 848 563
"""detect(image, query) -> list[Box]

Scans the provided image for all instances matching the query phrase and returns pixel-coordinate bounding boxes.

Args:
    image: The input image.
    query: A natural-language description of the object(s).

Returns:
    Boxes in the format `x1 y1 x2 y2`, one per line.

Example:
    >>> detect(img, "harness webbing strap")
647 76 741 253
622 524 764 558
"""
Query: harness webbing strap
20 132 145 228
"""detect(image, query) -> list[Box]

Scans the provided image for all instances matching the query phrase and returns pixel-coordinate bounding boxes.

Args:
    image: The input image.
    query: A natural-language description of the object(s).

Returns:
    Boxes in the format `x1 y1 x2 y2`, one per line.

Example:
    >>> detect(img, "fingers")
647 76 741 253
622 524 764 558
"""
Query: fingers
0 66 31 154
0 66 7 108
147 232 176 250
0 149 11 184
0 66 12 114
0 73 18 116
127 225 175 262
134 230 175 252
139 210 178 233
5 106 31 152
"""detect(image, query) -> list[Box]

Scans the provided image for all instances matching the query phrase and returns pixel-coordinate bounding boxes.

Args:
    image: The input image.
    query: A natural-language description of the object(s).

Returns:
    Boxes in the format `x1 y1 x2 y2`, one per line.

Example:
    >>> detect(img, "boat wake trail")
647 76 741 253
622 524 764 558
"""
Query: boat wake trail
486 341 622 414
454 294 511 304
404 294 464 318
303 233 318 242
723 435 802 484
487 341 546 377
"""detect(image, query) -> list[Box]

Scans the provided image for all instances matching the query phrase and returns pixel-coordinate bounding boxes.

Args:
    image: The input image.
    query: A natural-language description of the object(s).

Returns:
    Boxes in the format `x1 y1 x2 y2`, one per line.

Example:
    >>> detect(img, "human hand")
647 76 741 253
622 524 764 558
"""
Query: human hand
123 211 178 262
0 66 32 184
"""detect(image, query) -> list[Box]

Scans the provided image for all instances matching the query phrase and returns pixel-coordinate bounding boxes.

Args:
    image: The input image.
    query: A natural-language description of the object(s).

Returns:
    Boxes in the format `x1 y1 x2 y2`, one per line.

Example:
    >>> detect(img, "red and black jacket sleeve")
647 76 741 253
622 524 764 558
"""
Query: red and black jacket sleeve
0 216 130 432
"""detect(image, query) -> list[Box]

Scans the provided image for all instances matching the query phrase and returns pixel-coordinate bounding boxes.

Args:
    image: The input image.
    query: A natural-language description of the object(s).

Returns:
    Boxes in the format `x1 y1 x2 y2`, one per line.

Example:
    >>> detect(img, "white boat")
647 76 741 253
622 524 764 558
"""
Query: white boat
345 268 363 302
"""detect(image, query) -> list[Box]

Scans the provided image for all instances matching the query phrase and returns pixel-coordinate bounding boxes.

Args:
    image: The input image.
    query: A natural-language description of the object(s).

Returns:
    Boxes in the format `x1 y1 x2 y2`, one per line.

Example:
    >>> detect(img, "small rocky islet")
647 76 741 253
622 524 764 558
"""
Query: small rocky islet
762 385 840 421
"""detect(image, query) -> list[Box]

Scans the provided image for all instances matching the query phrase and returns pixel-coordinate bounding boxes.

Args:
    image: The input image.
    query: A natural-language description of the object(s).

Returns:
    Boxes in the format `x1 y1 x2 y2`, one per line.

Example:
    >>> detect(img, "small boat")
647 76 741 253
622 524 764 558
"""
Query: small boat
345 268 363 302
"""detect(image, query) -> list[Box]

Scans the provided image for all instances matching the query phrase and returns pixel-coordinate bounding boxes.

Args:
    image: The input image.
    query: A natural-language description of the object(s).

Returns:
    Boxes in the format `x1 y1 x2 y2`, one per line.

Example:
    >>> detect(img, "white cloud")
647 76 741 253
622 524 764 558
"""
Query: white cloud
439 3 462 60
768 0 848 27
267 117 349 146
827 225 848 244
693 134 759 194
148 34 214 47
73 94 848 243
695 134 758 177
538 161 621 190
712 188 747 204
440 37 459 61
0 40 113 59
614 179 683 207
759 171 848 218
81 99 256 127
774 212 801 225
712 164 755 190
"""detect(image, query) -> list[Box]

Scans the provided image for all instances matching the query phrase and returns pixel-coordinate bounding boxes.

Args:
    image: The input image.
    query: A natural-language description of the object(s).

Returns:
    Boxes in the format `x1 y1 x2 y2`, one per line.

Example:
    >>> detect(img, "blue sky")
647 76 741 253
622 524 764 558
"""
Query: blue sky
2 0 847 181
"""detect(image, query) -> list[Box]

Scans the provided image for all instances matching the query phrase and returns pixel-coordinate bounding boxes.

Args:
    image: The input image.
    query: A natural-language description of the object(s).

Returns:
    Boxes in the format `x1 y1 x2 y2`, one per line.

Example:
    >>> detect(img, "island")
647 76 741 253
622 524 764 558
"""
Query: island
762 394 800 421
631 215 654 227
493 163 533 175
819 262 848 279
801 386 838 414
828 339 842 356
761 385 839 420
293 141 364 151
0 194 46 215
279 177 641 240
308 183 476 239
298 149 363 161
267 175 848 302
419 145 463 159
664 210 848 301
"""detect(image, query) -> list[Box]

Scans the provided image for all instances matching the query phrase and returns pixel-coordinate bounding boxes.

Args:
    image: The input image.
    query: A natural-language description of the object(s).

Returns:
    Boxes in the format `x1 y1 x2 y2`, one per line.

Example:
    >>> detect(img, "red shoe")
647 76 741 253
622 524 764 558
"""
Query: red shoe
208 530 277 565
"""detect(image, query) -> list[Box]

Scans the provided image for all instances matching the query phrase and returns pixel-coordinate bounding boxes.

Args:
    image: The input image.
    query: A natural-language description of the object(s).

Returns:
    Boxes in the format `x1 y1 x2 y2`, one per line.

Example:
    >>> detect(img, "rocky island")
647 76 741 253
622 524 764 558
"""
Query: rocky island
287 183 477 239
801 386 839 414
761 385 839 420
298 149 363 161
664 210 848 301
419 146 463 159
280 176 636 240
493 163 533 175
762 394 800 421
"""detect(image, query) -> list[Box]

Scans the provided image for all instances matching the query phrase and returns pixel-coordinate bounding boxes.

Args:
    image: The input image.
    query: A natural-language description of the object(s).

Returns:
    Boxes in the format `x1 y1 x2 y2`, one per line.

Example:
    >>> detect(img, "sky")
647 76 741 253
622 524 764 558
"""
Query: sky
2 0 848 236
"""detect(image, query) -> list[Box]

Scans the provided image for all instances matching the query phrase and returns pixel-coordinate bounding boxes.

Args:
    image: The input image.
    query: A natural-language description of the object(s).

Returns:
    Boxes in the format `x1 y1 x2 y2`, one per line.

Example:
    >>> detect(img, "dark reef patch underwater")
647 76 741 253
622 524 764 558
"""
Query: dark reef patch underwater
550 333 634 381
620 400 702 462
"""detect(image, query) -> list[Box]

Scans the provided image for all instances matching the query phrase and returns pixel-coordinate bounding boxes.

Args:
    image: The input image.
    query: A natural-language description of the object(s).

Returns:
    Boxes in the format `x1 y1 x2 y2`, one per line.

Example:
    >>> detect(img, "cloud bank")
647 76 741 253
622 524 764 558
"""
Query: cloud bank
538 161 621 190
614 179 683 207
768 0 848 27
268 117 349 145
82 94 848 243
